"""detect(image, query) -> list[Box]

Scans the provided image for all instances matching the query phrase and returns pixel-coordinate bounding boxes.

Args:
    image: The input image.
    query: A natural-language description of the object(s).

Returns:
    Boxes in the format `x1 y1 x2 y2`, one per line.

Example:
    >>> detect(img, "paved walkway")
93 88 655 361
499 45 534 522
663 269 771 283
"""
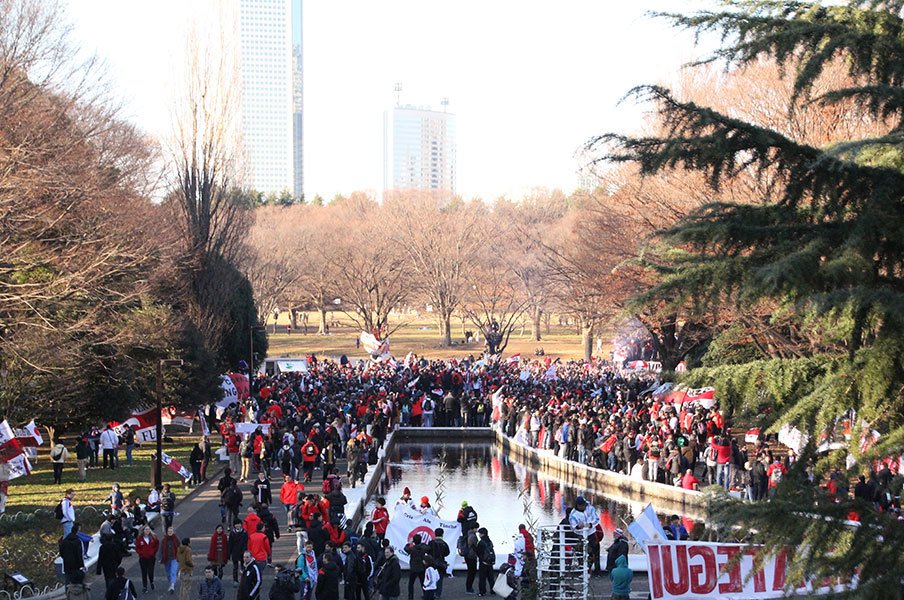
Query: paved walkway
88 459 652 600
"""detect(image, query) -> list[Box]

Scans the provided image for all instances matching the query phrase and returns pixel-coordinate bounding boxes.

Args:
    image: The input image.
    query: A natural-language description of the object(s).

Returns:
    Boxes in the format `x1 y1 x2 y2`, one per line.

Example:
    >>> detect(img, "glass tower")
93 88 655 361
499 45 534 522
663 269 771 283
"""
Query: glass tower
383 105 457 195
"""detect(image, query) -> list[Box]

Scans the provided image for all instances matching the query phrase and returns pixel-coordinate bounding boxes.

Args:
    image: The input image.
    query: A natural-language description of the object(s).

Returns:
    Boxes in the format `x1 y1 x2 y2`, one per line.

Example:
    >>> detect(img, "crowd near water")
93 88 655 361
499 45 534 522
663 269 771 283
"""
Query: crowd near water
53 351 902 600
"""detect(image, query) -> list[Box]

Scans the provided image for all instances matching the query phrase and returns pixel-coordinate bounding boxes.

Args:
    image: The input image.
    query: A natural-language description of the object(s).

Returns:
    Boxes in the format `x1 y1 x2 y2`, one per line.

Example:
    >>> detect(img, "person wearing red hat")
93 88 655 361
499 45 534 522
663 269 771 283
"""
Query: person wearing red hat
418 496 436 516
395 487 413 510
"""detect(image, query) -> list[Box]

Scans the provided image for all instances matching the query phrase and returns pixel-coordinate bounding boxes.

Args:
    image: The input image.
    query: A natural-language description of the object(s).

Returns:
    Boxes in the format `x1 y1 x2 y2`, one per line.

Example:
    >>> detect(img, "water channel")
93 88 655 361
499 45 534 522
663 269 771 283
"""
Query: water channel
366 441 705 556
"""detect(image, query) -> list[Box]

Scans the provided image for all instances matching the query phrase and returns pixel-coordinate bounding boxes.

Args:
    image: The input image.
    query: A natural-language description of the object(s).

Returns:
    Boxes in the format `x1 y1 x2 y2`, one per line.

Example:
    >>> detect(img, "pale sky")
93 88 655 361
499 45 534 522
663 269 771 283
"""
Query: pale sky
65 1 709 201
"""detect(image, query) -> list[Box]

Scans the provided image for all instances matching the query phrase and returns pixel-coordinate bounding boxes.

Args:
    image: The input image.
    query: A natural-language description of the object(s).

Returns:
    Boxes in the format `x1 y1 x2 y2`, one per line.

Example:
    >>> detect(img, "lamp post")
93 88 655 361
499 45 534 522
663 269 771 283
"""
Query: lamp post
248 325 265 394
155 358 183 490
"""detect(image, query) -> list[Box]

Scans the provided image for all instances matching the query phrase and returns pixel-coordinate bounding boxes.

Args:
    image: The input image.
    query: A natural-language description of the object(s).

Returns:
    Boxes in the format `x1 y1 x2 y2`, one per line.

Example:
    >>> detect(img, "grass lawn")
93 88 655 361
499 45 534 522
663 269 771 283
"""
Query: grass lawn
5 434 204 514
265 312 607 361
0 434 210 588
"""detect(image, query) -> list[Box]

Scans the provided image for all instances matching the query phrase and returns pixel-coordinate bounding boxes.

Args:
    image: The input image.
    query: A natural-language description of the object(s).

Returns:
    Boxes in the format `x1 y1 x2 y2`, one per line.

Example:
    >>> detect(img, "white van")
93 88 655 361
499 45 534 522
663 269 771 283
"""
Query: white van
262 356 309 376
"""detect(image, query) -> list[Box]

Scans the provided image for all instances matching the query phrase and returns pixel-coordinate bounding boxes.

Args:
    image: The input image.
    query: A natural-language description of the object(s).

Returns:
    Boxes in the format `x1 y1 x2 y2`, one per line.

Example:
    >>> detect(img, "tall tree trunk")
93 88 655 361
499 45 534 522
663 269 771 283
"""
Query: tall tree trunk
532 306 542 341
442 313 453 347
544 312 551 335
290 309 298 329
319 308 329 334
581 322 594 361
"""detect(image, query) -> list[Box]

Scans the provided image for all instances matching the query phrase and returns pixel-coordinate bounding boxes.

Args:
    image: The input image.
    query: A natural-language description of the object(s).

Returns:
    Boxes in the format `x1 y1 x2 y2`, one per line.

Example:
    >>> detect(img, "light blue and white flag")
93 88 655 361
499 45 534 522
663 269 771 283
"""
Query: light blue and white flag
627 503 668 550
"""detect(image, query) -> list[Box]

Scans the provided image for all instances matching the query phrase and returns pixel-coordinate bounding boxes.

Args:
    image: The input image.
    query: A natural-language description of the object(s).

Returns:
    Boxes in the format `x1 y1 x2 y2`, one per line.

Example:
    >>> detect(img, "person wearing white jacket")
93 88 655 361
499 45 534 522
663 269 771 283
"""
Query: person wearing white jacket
421 556 439 600
100 425 119 469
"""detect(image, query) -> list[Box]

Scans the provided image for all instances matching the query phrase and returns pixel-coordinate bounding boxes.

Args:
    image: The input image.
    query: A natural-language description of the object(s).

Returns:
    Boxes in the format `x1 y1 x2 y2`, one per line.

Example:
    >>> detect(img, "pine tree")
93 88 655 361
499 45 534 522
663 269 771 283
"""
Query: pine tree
590 1 904 594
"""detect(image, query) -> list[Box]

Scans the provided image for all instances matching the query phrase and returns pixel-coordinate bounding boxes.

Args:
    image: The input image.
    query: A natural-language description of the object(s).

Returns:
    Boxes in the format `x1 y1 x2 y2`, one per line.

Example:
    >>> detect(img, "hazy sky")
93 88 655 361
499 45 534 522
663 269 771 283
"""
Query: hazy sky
65 1 709 201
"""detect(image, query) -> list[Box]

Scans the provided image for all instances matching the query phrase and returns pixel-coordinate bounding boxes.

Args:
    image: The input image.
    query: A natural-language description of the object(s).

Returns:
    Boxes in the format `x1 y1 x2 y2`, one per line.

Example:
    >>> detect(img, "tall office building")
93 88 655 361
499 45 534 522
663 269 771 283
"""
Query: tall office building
237 0 303 198
383 103 457 196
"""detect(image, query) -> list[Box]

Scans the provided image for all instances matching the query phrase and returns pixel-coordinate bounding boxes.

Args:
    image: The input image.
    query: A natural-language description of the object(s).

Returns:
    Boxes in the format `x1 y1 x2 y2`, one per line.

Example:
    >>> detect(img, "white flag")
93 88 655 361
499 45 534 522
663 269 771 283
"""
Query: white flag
627 503 668 550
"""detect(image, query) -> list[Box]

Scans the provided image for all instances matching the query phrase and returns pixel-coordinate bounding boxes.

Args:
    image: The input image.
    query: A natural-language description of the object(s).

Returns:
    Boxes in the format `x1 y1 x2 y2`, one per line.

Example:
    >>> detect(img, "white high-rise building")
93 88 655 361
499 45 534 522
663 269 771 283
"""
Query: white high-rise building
383 104 456 196
237 0 303 198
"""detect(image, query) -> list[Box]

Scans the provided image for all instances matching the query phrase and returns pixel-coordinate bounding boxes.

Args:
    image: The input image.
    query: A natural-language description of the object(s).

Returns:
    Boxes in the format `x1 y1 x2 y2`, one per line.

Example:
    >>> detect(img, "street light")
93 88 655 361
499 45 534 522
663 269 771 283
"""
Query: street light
249 325 265 393
155 358 183 490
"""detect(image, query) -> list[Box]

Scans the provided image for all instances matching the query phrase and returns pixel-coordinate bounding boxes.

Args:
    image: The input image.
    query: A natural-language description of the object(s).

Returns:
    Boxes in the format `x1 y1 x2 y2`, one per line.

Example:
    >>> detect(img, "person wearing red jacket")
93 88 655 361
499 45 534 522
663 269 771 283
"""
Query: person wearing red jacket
247 522 271 565
299 496 319 529
226 432 241 477
279 475 299 528
300 439 319 483
323 520 346 547
244 511 261 537
370 497 390 540
207 524 229 579
135 525 159 593
710 435 733 490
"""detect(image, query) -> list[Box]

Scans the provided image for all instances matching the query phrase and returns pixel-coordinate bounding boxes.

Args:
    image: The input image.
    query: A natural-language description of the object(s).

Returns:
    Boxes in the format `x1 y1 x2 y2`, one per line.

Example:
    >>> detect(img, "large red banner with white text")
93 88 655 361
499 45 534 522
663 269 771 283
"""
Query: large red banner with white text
647 542 854 599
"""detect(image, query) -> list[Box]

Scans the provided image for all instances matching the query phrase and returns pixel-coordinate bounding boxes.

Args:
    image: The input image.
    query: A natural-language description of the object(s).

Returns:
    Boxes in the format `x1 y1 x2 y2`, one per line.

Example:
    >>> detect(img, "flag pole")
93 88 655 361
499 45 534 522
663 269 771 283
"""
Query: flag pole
155 359 183 490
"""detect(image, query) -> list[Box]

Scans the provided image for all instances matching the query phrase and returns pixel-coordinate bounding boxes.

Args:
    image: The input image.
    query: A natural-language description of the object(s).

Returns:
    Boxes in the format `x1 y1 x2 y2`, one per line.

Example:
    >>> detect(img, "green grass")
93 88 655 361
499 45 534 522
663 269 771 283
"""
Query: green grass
265 313 606 361
5 435 202 513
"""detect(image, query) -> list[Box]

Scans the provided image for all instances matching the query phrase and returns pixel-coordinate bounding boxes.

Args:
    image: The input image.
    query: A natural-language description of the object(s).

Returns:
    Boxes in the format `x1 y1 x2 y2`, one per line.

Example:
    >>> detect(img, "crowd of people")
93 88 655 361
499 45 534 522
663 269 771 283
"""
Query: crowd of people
54 350 904 600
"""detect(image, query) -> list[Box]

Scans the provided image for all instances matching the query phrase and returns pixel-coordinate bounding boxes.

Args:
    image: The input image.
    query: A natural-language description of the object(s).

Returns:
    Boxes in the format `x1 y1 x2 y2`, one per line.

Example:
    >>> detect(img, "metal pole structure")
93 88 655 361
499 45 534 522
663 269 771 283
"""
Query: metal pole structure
248 325 265 394
155 359 183 490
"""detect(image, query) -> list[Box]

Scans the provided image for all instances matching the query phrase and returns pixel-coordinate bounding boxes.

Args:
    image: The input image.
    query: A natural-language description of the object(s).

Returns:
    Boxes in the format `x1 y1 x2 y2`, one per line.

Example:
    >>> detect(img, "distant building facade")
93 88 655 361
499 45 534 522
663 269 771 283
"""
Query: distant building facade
237 0 303 198
383 105 456 195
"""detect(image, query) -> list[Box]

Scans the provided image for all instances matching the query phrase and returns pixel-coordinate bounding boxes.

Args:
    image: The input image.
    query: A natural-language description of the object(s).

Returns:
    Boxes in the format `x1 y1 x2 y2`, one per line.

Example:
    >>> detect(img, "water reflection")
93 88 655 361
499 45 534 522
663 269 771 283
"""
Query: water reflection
369 443 703 554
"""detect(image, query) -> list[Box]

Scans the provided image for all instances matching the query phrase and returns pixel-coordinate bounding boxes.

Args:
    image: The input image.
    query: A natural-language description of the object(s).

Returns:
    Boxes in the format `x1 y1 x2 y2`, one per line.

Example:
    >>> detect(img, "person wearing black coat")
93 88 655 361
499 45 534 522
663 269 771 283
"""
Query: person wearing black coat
105 568 137 600
605 530 629 572
257 504 281 546
341 542 359 600
228 522 249 586
59 524 86 584
306 515 329 557
316 553 341 600
96 535 123 587
376 547 401 599
405 534 429 600
326 488 347 526
190 443 205 486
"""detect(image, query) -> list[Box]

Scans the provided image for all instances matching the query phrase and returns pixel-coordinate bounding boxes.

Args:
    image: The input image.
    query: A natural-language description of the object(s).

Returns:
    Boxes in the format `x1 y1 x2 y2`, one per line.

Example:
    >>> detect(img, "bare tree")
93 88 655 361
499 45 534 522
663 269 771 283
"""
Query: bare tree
387 193 483 346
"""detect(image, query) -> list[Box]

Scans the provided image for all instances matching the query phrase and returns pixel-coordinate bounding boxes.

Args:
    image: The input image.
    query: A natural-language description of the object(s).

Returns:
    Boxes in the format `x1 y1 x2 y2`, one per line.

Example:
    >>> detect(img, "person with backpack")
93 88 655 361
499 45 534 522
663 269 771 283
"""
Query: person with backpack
269 564 300 600
475 528 495 597
97 534 123 588
57 489 76 537
457 501 478 535
223 480 244 529
198 565 225 600
105 567 137 600
160 484 176 530
461 524 479 594
376 545 401 600
421 556 439 600
404 534 428 600
427 528 449 600
50 438 69 484
300 438 319 483
421 396 435 428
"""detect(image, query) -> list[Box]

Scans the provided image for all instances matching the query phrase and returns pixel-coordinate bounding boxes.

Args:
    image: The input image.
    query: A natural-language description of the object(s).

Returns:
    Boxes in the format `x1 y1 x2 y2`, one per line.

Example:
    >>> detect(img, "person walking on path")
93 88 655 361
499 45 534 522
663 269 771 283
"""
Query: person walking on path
58 489 76 537
59 522 86 584
278 475 299 528
100 425 119 469
161 484 176 530
198 566 225 600
238 551 262 600
105 567 137 600
207 524 229 579
123 425 136 467
376 545 401 600
475 527 495 597
160 526 180 594
609 555 632 600
404 534 428 600
96 534 123 589
315 552 340 600
135 525 159 593
50 438 69 484
228 521 248 588
177 537 194 600
421 556 439 600
296 539 318 600
75 436 91 482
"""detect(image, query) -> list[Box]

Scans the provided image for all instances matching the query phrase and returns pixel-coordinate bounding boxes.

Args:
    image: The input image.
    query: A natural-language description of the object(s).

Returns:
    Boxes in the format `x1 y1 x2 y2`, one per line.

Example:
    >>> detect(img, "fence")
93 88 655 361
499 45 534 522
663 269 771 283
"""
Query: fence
536 525 588 600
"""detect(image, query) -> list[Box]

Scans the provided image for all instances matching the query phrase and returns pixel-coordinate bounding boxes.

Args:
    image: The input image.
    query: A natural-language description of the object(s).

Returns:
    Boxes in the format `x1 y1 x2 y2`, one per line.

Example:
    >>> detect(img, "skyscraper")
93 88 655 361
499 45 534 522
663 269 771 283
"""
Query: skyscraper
237 0 303 198
383 103 456 196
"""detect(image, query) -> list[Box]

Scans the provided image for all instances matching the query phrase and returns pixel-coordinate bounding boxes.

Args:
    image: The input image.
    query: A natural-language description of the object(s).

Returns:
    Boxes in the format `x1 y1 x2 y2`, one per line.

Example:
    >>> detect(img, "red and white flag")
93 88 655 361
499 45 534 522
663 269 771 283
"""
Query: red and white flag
506 354 521 365
13 420 44 447
160 451 192 481
0 420 31 480
113 407 160 442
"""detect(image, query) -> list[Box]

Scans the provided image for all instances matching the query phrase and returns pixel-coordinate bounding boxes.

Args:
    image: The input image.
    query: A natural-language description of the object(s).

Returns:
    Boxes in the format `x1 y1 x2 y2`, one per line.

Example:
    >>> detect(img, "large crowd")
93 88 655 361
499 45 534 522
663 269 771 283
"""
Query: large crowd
53 351 903 600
